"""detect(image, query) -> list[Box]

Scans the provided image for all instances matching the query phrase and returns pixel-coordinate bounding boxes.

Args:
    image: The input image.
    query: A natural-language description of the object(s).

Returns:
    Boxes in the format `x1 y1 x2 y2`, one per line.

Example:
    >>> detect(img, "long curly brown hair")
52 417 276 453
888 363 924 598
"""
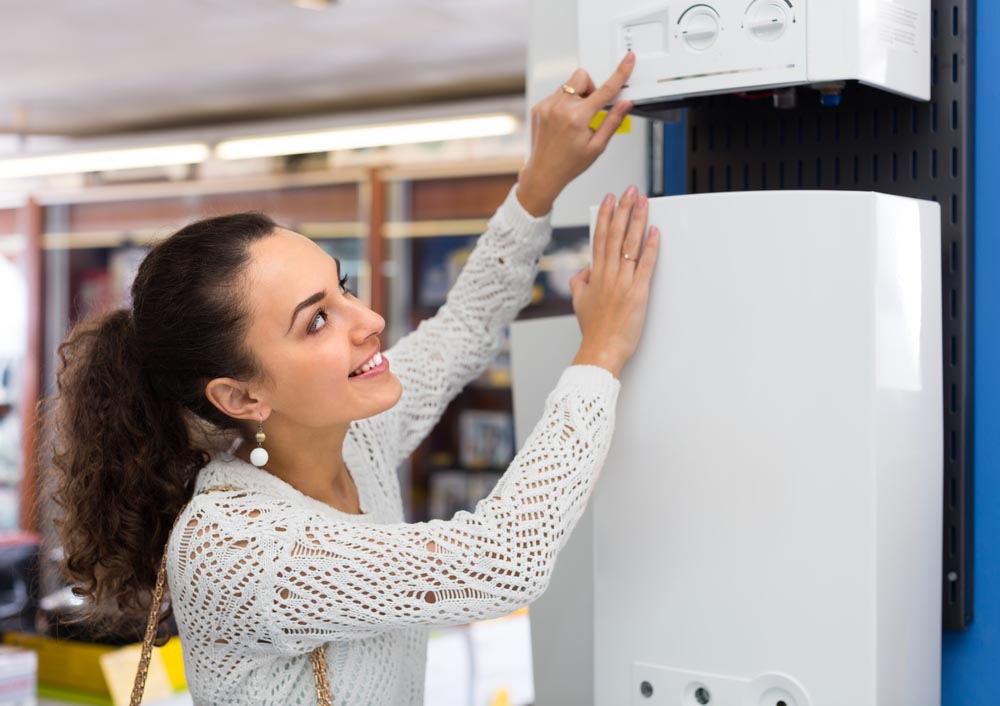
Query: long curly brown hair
48 212 276 640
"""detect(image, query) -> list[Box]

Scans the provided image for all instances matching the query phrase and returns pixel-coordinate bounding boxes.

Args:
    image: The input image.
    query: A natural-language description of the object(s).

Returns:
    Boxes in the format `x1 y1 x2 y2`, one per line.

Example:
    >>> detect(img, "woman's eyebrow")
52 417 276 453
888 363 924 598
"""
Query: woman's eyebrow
287 290 326 335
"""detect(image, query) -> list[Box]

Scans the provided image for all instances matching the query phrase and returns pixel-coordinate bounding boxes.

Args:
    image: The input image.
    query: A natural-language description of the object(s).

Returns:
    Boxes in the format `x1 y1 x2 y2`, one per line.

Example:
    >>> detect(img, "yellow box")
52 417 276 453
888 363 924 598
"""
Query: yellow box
3 631 186 703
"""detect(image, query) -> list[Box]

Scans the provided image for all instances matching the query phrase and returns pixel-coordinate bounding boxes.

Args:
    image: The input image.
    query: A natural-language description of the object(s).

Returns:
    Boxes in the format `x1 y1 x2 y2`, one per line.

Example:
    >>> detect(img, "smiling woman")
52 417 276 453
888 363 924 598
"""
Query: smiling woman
44 53 658 706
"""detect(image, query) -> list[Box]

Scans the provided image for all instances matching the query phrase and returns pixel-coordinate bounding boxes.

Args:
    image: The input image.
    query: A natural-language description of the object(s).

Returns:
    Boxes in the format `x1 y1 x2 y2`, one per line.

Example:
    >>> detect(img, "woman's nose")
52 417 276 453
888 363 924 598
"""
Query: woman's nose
349 297 385 342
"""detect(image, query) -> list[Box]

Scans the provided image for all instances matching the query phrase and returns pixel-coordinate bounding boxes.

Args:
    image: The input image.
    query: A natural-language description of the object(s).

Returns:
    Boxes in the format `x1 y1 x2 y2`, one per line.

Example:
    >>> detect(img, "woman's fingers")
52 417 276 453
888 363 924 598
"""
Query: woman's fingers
605 185 639 279
571 198 661 379
589 99 633 153
591 193 615 270
572 69 597 99
517 55 636 210
635 226 661 288
583 52 635 112
569 266 592 302
557 68 593 98
620 194 648 281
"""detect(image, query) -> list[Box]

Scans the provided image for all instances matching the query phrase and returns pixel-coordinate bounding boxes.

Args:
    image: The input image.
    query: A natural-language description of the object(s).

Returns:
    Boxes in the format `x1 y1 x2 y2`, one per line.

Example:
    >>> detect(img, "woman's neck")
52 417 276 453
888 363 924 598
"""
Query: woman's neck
234 421 363 514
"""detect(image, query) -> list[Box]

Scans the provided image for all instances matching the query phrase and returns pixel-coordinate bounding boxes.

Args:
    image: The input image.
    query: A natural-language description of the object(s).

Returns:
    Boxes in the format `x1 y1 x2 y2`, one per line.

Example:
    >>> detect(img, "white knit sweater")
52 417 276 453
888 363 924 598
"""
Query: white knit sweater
166 186 621 705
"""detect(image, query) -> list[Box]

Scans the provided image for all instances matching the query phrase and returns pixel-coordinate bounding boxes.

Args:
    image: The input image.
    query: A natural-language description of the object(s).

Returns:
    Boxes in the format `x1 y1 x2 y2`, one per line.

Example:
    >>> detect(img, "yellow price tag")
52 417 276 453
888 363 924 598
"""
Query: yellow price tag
590 111 632 134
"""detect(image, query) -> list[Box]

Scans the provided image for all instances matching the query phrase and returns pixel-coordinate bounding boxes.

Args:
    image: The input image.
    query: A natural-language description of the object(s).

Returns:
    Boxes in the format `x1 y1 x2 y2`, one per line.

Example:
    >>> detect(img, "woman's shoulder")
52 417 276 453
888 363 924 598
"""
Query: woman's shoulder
185 453 290 510
165 453 282 534
182 451 370 527
195 450 266 492
168 457 295 560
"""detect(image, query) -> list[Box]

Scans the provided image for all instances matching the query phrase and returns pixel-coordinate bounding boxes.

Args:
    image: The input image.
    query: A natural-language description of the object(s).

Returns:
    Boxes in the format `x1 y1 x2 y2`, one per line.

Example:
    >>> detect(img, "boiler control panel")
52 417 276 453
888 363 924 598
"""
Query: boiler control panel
579 0 930 105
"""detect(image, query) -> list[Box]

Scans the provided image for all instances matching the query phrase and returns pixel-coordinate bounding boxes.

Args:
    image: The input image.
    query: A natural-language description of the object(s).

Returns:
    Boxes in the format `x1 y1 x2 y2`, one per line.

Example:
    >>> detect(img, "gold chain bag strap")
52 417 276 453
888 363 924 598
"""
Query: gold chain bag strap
130 485 332 706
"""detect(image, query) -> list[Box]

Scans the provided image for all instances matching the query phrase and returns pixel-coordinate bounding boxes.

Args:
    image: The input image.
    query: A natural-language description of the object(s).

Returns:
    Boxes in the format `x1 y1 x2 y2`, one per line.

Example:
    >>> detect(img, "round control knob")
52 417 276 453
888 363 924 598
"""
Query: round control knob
678 6 721 51
746 1 788 42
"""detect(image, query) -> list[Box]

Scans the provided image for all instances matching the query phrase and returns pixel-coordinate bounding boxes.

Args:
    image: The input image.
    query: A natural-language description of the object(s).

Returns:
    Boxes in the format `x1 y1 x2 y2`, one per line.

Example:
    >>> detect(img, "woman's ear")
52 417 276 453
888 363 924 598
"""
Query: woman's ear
204 377 269 421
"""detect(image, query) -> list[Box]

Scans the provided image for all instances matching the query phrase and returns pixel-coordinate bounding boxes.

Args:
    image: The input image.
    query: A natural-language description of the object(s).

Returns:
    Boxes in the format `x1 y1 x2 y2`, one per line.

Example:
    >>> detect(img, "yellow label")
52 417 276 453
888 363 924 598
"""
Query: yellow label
590 112 632 134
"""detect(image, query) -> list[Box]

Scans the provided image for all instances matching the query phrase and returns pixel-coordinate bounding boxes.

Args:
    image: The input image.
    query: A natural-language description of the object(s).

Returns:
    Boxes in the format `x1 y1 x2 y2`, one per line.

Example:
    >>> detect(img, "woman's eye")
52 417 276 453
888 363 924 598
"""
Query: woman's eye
307 309 327 335
339 274 353 296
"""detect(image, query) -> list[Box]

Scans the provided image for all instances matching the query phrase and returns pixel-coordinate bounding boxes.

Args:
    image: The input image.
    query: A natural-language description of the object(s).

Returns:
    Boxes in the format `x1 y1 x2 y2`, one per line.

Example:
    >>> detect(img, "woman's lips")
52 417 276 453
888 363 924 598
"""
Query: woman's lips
349 351 389 380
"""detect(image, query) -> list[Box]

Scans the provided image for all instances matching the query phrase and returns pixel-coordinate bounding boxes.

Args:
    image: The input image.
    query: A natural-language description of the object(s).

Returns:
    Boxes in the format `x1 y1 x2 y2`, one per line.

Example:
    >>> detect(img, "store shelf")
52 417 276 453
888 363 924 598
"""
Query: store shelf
384 219 490 239
381 156 524 182
295 221 367 239
44 221 369 250
42 230 163 250
32 169 368 206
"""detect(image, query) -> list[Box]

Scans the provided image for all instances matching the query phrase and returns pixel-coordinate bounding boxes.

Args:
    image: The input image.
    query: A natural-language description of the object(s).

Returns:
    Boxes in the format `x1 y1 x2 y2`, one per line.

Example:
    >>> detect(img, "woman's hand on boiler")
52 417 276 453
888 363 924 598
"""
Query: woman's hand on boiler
570 186 659 378
515 53 636 217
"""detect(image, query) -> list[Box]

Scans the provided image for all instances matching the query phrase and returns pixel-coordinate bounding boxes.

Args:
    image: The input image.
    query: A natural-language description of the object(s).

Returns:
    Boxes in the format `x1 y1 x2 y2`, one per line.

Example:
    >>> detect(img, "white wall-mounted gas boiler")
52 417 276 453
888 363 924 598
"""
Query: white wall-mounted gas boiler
512 190 942 706
577 0 931 105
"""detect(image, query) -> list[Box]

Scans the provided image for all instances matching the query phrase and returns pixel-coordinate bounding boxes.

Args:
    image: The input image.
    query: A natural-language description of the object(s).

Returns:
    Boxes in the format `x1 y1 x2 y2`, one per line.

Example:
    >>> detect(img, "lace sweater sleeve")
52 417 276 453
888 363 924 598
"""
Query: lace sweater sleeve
172 366 618 653
379 185 552 463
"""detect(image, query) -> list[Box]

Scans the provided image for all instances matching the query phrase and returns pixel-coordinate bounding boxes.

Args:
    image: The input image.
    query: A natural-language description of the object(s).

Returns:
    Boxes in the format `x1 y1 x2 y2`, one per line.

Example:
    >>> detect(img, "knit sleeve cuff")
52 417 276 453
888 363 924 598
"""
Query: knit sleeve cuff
491 184 553 251
553 364 621 403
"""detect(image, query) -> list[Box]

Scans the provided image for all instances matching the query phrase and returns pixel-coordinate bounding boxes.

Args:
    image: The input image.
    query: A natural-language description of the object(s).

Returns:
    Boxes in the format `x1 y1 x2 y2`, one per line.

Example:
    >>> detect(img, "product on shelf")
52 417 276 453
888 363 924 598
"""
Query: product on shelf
459 410 514 470
428 470 503 521
0 646 36 706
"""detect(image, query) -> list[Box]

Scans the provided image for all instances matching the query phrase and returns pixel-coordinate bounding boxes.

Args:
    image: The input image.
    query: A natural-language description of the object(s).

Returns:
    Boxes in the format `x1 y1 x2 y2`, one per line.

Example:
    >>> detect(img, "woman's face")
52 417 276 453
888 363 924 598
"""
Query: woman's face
240 228 403 428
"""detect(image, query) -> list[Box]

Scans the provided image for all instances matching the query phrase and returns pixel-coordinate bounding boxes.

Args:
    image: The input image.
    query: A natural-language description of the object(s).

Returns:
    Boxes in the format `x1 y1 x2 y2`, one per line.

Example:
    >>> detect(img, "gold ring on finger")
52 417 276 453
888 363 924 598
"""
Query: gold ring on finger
623 252 636 261
561 84 578 95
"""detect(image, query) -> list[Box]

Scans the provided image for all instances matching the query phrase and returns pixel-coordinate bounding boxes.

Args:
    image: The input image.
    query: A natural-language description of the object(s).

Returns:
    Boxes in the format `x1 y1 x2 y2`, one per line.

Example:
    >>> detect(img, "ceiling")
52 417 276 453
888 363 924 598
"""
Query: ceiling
0 0 529 137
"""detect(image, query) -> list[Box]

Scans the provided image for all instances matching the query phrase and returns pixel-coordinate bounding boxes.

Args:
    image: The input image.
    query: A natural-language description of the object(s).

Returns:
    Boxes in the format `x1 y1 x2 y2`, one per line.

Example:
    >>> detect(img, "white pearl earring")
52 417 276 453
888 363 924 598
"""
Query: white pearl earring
250 415 269 467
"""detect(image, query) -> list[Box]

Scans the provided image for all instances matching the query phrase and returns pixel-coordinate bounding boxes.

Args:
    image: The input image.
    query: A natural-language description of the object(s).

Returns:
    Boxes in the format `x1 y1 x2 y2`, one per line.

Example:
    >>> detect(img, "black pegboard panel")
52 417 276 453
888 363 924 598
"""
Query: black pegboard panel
658 0 975 630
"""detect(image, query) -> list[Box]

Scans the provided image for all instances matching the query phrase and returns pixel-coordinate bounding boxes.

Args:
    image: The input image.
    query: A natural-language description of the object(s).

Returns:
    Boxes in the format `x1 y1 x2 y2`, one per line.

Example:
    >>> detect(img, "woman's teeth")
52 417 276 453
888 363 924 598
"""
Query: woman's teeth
350 351 383 378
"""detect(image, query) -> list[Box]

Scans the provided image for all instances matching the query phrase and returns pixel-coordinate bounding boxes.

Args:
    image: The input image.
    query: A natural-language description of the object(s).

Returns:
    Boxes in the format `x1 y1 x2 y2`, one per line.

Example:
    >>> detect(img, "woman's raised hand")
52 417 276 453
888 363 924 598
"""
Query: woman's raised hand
515 53 636 217
569 186 660 378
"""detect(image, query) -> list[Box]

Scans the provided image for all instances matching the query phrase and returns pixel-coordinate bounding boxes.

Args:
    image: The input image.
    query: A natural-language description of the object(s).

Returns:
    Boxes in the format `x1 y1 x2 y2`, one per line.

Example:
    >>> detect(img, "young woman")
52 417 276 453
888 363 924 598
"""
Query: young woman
49 54 660 705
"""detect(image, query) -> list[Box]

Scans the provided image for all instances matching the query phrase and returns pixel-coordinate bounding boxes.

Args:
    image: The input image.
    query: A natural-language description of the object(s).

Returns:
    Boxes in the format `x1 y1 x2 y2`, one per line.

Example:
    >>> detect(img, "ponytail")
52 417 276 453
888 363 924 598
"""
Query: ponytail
46 212 277 638
50 309 206 637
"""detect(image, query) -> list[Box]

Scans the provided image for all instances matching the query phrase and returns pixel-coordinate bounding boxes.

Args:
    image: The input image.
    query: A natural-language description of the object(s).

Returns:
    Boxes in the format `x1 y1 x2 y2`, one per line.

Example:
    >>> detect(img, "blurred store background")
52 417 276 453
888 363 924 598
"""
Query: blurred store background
0 1 566 703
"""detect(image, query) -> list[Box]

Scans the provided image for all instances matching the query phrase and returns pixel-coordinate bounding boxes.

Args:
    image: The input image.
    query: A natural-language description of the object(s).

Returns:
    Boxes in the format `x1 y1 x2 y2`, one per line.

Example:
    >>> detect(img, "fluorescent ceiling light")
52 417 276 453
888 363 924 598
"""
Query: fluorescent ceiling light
0 143 210 180
216 114 520 161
